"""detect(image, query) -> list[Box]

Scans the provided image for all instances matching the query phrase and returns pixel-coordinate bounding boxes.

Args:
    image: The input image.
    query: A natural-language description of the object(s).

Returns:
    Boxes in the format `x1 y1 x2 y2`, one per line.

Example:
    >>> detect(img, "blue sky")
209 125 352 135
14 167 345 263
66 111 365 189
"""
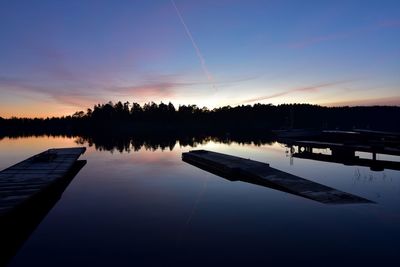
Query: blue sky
0 0 399 117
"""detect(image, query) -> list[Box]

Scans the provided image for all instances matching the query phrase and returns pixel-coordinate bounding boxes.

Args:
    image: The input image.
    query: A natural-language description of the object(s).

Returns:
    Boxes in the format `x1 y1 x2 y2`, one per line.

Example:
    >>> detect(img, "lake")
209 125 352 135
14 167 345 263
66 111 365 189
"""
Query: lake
1 135 400 266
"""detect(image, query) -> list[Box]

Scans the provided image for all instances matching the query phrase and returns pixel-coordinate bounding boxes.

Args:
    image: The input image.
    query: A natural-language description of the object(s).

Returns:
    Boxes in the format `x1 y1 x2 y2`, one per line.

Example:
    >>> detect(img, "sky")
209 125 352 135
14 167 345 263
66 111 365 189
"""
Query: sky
0 0 399 118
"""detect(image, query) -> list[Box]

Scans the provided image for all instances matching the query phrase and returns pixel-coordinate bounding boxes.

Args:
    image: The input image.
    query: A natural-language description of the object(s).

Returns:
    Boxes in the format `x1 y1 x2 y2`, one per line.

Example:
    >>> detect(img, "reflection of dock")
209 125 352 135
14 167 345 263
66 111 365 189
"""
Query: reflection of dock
182 150 373 204
289 141 400 171
0 147 86 266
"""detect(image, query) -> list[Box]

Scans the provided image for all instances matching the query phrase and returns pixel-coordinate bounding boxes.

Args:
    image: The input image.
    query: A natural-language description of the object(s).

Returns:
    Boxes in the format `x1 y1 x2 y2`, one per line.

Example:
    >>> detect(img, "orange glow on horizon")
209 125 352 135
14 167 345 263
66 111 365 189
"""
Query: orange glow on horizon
0 103 82 118
1 95 399 119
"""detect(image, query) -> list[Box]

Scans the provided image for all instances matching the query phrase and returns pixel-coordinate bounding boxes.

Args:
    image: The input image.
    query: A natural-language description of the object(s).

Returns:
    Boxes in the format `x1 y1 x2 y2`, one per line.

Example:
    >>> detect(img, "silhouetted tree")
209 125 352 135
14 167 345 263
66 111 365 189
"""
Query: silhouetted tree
1 102 399 137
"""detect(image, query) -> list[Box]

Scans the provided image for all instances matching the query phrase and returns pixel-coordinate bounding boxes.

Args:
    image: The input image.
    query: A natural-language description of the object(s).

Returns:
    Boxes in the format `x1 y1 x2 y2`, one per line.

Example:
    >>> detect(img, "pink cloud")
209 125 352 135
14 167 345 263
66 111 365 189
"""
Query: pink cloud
51 94 105 108
110 82 178 98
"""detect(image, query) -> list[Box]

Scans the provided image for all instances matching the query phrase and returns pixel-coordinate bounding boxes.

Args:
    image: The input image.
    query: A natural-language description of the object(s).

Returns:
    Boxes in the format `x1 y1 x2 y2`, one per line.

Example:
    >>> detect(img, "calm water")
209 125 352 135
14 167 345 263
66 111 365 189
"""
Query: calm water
1 136 400 266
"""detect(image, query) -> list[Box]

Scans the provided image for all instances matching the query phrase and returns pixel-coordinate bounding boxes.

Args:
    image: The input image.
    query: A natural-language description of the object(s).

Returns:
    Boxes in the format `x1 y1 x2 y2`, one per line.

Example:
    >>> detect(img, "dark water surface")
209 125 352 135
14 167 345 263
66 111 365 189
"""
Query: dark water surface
1 136 399 266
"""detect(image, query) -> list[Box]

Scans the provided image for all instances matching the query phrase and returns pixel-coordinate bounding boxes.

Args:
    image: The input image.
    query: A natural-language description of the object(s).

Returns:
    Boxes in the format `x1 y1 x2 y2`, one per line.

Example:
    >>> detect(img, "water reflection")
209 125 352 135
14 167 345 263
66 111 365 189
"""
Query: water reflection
70 133 400 172
74 134 274 153
0 134 399 266
2 131 399 172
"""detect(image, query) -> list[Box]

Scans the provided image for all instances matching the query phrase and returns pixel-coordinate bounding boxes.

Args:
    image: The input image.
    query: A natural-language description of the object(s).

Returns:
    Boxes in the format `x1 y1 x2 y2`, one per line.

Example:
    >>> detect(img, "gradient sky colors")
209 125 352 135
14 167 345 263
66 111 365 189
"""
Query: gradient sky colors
0 0 399 118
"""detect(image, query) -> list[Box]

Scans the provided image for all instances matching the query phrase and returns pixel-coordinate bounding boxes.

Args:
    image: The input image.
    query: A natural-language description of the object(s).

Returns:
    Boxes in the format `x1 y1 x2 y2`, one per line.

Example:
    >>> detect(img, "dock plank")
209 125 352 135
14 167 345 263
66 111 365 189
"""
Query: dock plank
0 147 86 216
182 150 373 204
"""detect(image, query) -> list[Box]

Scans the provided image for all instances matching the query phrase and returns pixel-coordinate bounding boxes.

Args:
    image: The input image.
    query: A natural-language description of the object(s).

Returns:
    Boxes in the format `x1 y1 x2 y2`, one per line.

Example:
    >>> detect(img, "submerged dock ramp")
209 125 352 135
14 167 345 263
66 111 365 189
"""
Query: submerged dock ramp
182 150 373 204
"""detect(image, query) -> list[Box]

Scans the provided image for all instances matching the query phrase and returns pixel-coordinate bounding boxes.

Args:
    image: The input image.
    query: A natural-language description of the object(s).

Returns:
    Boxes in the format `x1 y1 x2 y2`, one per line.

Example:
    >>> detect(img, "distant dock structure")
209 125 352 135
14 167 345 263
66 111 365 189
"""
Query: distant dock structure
182 150 373 204
275 129 400 171
289 140 400 171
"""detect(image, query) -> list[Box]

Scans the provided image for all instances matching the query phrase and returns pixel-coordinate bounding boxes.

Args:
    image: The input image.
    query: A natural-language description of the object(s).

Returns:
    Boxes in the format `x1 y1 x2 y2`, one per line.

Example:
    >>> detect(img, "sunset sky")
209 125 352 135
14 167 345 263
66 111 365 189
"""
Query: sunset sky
0 0 399 118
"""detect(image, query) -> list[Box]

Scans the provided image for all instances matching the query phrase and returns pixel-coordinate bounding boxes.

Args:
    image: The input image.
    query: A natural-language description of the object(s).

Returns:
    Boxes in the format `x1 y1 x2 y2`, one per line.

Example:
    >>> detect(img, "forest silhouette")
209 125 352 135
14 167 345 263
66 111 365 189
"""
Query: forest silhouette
1 102 400 137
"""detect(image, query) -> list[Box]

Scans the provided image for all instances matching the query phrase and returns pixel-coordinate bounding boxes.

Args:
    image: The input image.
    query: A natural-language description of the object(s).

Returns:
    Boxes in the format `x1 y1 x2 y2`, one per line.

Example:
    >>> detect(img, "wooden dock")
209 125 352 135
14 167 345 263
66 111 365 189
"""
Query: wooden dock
182 150 373 204
290 140 400 157
293 150 400 171
0 147 86 266
0 147 86 217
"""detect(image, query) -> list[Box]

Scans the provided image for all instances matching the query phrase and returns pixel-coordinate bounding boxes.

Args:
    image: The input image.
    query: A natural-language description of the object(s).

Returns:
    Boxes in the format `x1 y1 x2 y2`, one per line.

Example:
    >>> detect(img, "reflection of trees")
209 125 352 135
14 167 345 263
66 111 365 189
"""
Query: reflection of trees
75 135 178 153
73 133 274 153
0 133 78 141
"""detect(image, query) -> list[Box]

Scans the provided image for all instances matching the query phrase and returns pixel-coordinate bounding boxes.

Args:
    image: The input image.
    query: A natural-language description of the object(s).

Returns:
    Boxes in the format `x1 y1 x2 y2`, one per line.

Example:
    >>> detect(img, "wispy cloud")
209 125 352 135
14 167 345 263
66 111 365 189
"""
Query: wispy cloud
51 94 105 108
288 19 400 49
288 33 349 49
23 43 86 82
322 96 400 107
378 19 400 28
0 76 50 95
1 71 258 111
0 75 105 107
108 75 258 98
109 82 179 99
240 80 355 105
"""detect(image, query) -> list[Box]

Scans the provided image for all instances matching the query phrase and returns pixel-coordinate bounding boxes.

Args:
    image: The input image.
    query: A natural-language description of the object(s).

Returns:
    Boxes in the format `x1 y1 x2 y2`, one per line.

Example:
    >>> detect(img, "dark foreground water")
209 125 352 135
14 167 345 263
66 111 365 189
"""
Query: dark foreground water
1 136 400 266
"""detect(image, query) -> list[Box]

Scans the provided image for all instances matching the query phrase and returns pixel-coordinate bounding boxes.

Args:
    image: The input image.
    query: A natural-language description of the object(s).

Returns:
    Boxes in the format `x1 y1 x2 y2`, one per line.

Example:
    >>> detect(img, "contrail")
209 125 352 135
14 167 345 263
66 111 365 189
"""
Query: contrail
171 0 216 90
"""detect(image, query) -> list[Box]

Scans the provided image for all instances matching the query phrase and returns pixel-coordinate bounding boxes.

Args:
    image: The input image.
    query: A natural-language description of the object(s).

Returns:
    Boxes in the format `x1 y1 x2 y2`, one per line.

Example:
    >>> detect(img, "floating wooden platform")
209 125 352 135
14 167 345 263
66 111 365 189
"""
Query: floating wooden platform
0 147 86 217
182 150 373 204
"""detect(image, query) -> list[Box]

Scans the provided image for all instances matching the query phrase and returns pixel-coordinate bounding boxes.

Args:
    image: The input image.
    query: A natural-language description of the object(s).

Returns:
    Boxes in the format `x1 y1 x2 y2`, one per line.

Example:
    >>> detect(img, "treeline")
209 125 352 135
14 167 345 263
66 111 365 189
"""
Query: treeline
1 102 400 136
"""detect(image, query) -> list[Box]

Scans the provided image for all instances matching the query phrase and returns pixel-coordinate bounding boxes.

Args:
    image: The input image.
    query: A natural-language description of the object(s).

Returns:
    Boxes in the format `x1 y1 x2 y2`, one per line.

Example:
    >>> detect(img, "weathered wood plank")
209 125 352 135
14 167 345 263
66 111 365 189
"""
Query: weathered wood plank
0 147 86 216
0 160 86 267
182 150 373 204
